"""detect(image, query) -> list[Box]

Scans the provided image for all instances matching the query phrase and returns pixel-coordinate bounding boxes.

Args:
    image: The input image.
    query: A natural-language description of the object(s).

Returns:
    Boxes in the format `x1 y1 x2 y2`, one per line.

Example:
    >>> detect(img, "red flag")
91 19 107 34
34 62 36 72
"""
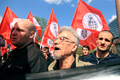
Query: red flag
27 11 42 37
41 9 59 52
0 6 17 50
71 0 109 50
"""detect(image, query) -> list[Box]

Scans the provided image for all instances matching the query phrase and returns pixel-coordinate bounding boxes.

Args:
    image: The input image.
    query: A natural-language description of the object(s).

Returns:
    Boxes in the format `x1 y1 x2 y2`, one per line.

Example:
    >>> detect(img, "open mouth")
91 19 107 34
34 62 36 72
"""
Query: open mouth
54 47 60 50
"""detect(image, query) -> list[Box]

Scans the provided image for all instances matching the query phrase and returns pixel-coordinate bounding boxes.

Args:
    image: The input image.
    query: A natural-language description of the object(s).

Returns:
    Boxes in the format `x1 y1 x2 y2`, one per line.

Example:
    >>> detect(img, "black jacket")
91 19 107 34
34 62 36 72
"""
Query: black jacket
0 42 47 77
84 51 120 64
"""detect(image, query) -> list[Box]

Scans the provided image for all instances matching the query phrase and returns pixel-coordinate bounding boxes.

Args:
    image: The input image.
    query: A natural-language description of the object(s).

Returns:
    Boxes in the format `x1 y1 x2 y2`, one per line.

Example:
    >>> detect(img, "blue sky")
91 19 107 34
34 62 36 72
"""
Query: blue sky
0 0 117 27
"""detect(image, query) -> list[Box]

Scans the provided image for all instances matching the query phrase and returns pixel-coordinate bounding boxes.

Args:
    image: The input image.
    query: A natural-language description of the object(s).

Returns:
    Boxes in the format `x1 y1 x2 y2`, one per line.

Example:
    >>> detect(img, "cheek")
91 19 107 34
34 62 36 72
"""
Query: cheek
43 53 47 56
61 44 72 56
60 43 67 56
107 43 112 48
21 33 29 40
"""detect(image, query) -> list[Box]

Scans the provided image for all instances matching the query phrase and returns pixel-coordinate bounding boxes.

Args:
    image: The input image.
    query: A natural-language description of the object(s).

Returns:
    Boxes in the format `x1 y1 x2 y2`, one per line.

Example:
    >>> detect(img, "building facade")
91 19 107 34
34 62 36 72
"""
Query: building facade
108 17 119 37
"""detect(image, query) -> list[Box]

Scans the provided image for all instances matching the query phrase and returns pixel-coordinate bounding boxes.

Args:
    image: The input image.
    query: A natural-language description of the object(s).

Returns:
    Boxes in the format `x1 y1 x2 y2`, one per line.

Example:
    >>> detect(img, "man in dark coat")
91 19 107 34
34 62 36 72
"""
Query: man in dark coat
84 30 120 64
0 19 47 77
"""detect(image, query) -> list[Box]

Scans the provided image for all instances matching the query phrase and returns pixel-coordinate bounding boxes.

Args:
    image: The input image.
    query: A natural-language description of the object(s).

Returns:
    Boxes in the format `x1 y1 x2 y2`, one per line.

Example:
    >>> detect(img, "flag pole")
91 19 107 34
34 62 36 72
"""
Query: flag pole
112 0 120 56
115 0 120 35
40 36 44 49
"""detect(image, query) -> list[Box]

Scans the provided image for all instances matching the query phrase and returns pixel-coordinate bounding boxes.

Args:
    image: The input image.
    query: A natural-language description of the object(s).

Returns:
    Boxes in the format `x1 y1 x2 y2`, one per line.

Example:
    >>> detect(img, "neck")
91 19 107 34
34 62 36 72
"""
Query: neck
59 55 75 70
96 49 110 58
17 41 32 49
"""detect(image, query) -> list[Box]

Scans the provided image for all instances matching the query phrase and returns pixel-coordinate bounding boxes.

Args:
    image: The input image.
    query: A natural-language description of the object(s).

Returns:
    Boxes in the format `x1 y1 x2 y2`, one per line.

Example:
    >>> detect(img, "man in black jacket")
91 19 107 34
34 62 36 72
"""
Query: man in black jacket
84 30 120 64
0 19 47 77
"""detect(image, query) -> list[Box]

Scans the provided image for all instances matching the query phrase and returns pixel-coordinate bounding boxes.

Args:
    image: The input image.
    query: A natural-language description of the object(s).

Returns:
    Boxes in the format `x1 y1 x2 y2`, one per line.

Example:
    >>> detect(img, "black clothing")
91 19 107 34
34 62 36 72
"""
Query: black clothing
0 42 47 77
47 56 54 66
79 55 86 61
84 51 120 64
53 60 76 70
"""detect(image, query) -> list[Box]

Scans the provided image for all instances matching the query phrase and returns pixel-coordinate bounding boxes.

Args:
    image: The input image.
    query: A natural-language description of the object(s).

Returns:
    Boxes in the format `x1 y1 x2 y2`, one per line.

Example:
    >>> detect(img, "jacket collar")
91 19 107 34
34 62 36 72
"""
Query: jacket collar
93 51 118 59
10 42 34 57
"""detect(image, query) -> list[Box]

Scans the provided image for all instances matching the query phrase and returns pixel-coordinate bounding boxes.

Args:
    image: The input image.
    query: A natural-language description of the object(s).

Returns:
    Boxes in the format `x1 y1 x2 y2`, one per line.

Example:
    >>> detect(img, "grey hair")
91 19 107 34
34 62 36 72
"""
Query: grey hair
58 26 80 45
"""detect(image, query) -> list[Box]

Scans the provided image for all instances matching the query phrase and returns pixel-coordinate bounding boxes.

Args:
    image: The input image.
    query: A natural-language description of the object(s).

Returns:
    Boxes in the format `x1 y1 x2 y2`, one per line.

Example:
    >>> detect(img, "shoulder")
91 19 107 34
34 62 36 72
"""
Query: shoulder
28 44 43 56
76 54 93 67
27 44 45 61
84 52 95 61
84 54 92 59
108 52 120 60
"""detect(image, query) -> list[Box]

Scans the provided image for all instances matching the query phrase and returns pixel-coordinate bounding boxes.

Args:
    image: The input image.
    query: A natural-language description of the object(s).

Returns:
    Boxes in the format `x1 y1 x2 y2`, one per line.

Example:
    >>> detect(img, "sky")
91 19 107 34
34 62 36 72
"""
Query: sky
0 0 117 27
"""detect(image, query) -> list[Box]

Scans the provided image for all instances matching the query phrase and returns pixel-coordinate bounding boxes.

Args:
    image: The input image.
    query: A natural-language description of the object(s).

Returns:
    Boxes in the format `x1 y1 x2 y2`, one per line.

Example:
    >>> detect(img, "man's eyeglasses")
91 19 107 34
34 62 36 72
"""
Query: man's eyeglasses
52 36 75 44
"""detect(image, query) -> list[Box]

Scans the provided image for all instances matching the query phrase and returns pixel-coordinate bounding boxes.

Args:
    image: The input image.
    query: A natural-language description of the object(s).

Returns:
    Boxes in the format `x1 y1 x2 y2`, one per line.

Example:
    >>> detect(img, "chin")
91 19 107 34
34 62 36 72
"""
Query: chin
53 52 62 60
99 49 109 53
11 43 16 46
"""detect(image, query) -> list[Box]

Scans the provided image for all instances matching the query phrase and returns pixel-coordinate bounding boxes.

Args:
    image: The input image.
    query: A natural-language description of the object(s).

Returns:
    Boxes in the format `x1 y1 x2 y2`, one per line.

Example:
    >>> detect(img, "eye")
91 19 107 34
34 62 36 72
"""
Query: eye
16 28 22 31
105 39 110 42
11 28 14 33
59 37 64 40
99 38 103 40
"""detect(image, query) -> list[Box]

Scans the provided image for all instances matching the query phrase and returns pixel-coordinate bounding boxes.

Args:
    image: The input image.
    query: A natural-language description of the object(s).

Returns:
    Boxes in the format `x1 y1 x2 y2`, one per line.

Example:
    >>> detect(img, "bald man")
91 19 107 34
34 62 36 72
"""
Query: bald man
0 19 47 77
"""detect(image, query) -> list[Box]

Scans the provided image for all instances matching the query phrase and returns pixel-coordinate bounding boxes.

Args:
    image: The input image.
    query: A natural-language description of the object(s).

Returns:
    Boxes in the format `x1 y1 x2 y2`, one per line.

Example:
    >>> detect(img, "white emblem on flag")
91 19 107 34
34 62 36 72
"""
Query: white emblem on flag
33 17 40 26
77 28 91 40
50 22 58 38
82 13 102 31
10 18 21 29
47 39 53 47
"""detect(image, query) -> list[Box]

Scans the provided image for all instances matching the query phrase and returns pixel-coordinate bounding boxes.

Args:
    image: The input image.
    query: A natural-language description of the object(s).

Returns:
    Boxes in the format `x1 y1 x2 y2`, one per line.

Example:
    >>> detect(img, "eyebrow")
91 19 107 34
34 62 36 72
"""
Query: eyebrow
99 37 111 42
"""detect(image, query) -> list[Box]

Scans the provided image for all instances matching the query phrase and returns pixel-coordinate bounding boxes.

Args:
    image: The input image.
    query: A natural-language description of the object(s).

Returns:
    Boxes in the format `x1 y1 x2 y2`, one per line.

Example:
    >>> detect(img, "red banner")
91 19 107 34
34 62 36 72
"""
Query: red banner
41 9 59 52
71 0 109 50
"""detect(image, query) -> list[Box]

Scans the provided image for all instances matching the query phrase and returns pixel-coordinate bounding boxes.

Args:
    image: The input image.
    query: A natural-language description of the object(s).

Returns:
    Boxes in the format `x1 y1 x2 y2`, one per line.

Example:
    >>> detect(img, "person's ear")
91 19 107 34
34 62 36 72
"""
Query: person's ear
72 44 78 52
30 31 35 38
111 42 114 47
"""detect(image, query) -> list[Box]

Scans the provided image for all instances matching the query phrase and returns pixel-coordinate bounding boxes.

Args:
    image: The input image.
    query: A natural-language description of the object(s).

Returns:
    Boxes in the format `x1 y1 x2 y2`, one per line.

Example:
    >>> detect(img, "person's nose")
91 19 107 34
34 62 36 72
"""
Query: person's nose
101 39 105 44
53 38 60 45
54 40 58 45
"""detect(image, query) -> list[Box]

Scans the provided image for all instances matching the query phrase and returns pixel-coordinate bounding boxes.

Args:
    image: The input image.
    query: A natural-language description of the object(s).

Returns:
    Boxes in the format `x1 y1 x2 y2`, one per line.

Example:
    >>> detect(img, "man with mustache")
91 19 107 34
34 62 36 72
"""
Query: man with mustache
48 26 93 71
0 19 47 77
84 30 120 64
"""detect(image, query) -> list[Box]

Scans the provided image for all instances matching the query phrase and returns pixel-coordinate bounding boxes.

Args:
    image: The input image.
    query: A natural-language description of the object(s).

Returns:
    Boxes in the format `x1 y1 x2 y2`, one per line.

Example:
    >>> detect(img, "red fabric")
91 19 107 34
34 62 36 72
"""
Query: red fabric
1 47 7 56
41 9 59 52
71 0 109 50
1 40 7 56
0 6 17 50
27 11 42 37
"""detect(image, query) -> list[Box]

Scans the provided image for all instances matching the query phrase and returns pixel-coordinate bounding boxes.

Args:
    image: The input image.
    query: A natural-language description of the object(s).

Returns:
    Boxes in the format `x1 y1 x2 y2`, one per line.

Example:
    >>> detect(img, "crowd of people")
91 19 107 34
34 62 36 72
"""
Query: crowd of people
0 19 120 78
